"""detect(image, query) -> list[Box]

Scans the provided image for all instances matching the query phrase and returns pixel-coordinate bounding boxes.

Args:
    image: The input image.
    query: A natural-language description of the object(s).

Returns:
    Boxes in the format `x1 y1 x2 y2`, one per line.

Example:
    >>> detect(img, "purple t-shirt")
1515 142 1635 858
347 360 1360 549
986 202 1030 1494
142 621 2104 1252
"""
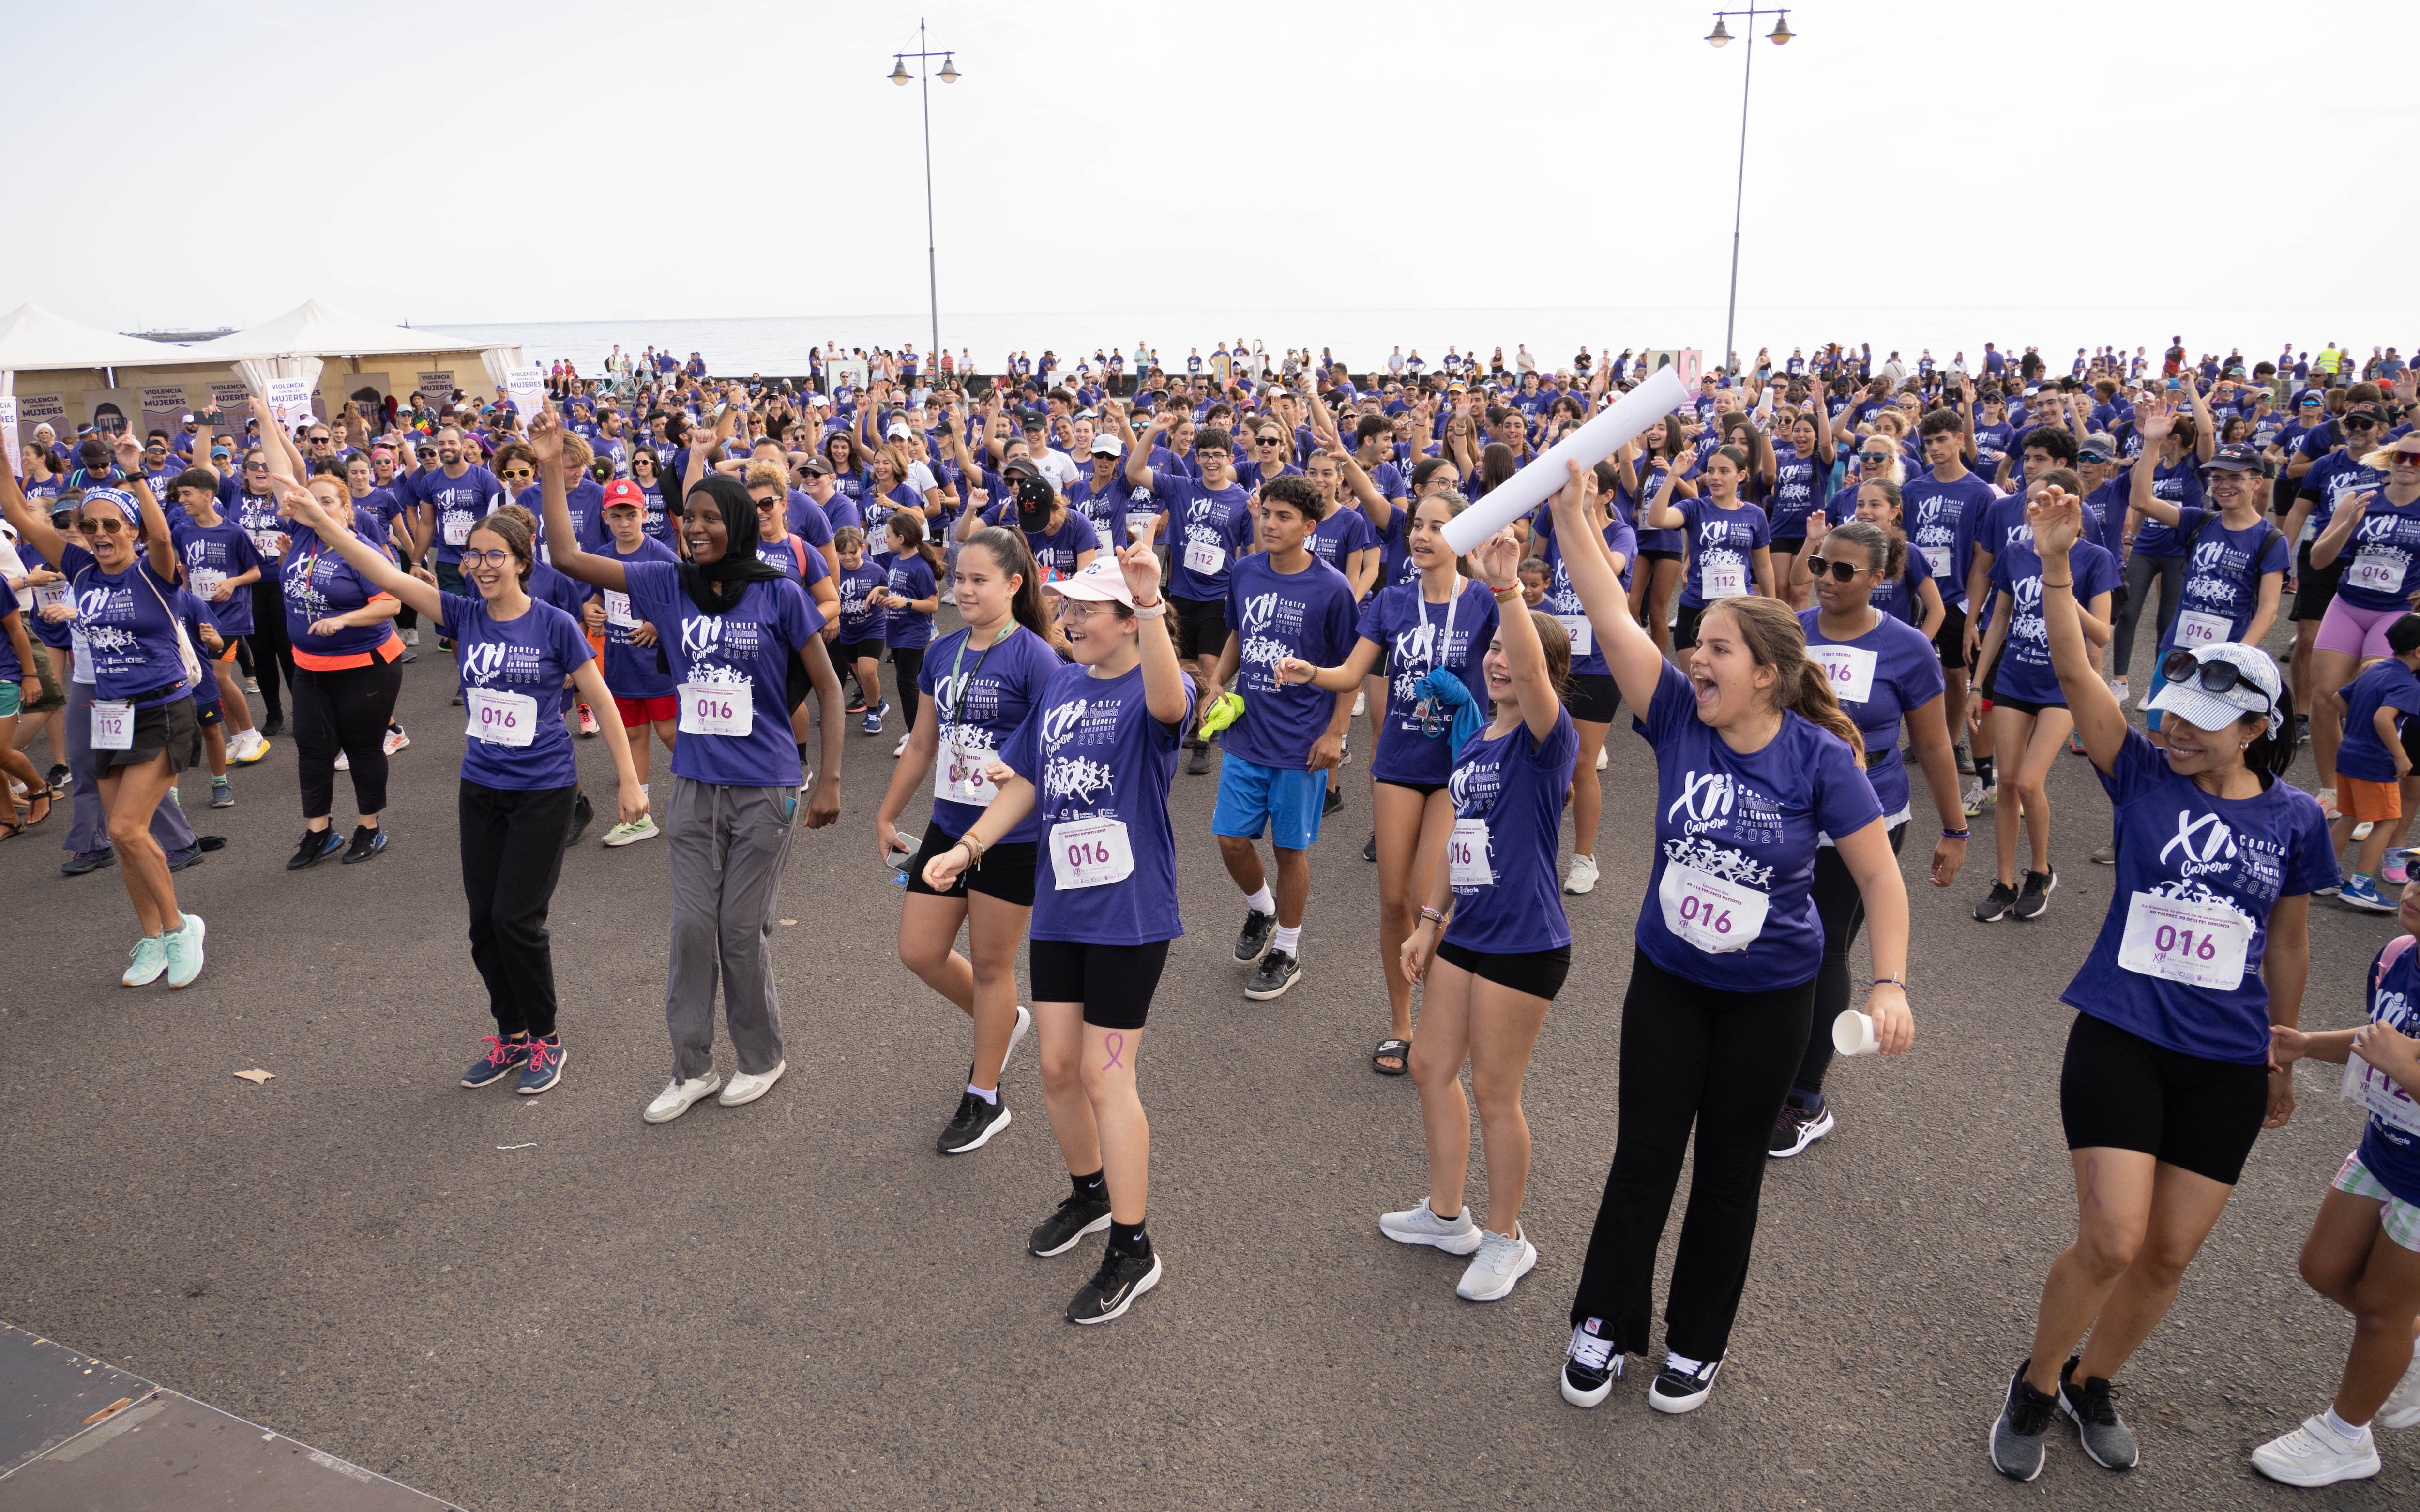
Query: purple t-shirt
1632 659 1883 990
169 516 263 637
1222 552 1361 771
1675 496 1771 608
999 661 1197 945
601 537 681 700
1356 577 1499 787
620 559 825 790
442 592 594 791
1445 707 1578 956
60 544 195 707
411 464 504 567
1799 607 1944 820
917 622 1066 843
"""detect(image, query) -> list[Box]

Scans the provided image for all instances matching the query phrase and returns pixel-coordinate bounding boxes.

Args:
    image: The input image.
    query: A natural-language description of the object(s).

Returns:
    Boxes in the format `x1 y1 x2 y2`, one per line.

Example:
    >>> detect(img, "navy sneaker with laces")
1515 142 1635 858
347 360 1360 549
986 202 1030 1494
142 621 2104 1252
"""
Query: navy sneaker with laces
462 1036 529 1088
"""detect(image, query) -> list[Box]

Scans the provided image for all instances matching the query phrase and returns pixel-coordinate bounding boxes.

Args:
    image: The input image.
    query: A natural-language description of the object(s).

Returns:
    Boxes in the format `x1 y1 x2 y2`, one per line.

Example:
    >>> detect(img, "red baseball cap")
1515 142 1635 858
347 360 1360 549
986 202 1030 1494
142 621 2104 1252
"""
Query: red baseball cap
603 479 646 509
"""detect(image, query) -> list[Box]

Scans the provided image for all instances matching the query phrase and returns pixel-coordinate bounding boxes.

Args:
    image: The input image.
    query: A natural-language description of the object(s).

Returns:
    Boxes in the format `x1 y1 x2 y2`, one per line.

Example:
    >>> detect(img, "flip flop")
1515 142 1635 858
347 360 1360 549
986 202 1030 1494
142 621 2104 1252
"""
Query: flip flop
21 790 52 829
1372 1037 1412 1076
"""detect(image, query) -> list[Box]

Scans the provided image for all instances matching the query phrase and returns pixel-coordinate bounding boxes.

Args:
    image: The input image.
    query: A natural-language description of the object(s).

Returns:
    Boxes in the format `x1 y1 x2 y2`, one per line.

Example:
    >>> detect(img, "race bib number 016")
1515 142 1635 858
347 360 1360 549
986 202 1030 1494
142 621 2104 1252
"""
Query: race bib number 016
2115 891 2251 990
679 681 753 738
1049 816 1134 889
1448 818 1493 888
1657 858 1769 954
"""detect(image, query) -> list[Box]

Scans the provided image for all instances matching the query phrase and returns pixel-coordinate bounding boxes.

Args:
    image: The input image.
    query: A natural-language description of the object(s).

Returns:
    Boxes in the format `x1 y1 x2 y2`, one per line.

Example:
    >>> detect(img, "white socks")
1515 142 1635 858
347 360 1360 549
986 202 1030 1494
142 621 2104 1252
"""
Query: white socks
2323 1407 2370 1444
1272 924 1301 956
967 1082 997 1105
1243 884 1274 916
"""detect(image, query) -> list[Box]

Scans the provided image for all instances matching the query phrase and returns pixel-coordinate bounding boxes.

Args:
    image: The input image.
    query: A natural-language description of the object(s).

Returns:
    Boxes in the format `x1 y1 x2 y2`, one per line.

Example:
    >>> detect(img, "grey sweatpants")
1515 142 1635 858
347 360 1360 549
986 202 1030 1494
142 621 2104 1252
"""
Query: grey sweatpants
664 776 801 1080
64 678 197 857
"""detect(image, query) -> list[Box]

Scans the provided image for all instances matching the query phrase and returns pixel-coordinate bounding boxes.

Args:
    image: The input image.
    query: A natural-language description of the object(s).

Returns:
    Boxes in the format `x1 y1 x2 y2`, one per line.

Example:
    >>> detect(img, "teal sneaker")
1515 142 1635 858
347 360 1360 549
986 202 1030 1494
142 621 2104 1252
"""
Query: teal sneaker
121 934 169 987
164 913 207 988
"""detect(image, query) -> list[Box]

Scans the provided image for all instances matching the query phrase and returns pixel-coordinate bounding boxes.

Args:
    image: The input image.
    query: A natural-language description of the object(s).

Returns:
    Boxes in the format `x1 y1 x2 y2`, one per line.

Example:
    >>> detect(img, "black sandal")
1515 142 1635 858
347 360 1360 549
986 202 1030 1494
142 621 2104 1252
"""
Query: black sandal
1372 1037 1412 1076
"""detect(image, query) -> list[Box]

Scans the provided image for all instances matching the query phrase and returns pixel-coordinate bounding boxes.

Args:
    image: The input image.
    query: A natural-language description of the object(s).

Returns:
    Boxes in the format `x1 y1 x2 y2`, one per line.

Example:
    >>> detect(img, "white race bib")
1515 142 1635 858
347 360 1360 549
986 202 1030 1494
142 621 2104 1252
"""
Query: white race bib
188 567 226 600
91 699 134 750
464 685 538 747
679 681 753 737
70 627 94 683
935 735 997 807
2350 549 2404 595
605 590 636 628
1809 644 1877 704
1701 561 1747 599
443 512 471 547
1183 539 1225 577
1448 817 1493 888
2172 609 2233 649
1555 614 1594 656
2344 1048 2420 1137
1657 858 1770 954
1049 816 1134 889
1922 544 1952 579
2115 890 2252 990
247 528 284 559
32 580 68 615
1127 510 1160 543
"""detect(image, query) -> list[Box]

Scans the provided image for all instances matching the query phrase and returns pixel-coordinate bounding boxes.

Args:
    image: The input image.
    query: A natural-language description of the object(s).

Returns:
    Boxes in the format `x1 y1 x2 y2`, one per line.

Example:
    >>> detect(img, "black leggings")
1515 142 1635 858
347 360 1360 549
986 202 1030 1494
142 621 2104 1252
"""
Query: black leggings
459 780 575 1039
1792 821 1909 1098
249 584 297 721
891 646 924 735
1568 948 1815 1362
293 658 403 820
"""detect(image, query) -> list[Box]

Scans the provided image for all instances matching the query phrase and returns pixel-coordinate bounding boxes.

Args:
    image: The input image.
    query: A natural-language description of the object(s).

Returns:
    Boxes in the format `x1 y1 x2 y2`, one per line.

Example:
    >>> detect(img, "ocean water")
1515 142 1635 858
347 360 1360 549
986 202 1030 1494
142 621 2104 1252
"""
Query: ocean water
421 305 2345 381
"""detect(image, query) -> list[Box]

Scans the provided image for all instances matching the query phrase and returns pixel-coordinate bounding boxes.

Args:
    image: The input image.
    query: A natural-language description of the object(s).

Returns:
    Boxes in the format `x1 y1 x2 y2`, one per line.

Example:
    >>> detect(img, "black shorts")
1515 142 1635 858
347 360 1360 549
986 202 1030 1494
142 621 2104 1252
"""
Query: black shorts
1436 939 1572 1001
1934 600 1969 671
1567 671 1621 725
1375 778 1446 799
195 700 223 729
835 637 884 665
105 694 199 774
1641 549 1683 565
1173 594 1227 662
2403 712 2420 769
903 820 1039 907
2059 1011 2269 1184
1674 602 1704 649
2293 542 2342 623
1981 652 2057 718
1028 938 1173 1030
1769 535 1806 556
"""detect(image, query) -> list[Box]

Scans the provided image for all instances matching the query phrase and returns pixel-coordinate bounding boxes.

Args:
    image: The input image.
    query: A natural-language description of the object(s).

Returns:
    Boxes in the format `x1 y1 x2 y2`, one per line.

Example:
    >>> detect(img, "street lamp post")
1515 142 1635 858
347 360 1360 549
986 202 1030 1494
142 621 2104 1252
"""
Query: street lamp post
1705 7 1793 378
890 19 960 382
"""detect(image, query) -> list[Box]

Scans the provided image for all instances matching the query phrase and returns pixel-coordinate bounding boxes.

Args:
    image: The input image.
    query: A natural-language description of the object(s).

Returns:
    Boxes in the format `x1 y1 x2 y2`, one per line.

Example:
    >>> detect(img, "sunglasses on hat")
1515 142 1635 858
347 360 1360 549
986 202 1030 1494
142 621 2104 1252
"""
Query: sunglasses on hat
2159 649 2271 714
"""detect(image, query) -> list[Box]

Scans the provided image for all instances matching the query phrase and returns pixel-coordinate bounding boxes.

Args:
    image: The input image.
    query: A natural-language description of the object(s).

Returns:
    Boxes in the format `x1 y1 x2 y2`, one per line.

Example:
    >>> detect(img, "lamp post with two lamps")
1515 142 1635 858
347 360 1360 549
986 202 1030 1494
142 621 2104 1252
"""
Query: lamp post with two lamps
1705 7 1793 377
889 19 959 379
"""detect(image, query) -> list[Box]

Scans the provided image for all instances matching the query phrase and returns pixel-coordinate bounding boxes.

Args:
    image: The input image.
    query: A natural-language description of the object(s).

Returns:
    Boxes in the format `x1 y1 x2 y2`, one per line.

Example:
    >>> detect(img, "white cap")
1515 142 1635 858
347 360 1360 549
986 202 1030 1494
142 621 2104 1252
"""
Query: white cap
885 422 911 439
1089 434 1122 457
2147 641 2284 737
1043 554 1137 608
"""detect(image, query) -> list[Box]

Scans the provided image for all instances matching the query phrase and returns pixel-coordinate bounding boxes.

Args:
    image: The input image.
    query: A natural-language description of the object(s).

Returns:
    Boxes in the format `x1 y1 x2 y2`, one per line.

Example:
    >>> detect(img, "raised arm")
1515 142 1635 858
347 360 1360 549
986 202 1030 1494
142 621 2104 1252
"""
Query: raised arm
1122 540 1189 724
1547 461 1663 714
2184 374 2217 463
272 478 443 621
1642 458 1688 530
2029 487 2128 772
115 437 178 580
532 407 628 593
0 450 68 568
1472 529 1559 745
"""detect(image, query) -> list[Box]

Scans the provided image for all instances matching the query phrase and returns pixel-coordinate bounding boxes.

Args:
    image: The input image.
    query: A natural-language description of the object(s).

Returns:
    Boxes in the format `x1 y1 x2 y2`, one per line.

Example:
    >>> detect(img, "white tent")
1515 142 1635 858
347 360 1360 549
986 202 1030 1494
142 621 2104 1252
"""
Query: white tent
0 303 188 389
183 298 526 399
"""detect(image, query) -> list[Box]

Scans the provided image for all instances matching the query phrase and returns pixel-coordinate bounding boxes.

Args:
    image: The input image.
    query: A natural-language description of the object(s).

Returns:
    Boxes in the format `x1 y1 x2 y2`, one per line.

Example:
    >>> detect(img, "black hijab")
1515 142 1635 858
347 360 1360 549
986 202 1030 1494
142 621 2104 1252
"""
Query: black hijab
676 474 784 616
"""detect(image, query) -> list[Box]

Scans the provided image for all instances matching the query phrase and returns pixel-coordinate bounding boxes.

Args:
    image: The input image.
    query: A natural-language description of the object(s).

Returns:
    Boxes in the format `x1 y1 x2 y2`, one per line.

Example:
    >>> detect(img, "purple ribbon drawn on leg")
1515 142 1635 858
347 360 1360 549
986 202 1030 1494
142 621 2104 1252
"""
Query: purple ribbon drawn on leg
1102 1032 1126 1072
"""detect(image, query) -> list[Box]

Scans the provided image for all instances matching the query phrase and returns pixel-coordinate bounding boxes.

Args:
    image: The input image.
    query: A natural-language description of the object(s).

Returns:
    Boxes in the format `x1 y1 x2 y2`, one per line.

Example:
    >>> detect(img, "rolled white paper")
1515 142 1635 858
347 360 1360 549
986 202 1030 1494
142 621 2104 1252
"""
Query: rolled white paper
1440 352 1702 556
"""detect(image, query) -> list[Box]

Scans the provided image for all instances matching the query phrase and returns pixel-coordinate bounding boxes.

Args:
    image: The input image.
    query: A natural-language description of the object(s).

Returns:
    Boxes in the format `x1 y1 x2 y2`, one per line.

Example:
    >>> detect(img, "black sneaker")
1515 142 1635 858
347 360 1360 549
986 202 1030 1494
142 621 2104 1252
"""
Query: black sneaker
1560 1323 1624 1407
45 763 69 793
1233 907 1275 963
1065 1247 1161 1325
2058 1357 2140 1470
1974 880 2018 922
164 845 204 873
340 825 386 865
197 835 227 852
1646 1355 1722 1414
1990 1362 2059 1481
1185 742 1211 777
1362 831 1376 863
259 715 285 737
287 828 343 871
563 792 595 849
1323 785 1343 817
2296 712 2311 747
936 1091 1012 1155
1767 1096 1836 1158
61 848 115 876
1028 1189 1112 1257
2013 868 2057 920
1244 947 1301 1001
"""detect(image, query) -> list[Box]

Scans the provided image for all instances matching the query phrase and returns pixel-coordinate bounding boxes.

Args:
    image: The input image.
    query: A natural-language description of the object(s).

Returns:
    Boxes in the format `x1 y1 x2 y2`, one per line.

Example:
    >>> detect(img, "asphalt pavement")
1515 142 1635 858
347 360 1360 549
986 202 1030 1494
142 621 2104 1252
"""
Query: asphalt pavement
3 613 2415 1512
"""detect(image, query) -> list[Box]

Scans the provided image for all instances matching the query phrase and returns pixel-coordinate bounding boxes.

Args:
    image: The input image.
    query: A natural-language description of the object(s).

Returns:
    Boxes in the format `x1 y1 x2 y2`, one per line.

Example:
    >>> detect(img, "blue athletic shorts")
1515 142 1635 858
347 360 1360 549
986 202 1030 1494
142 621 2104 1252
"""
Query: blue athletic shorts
1211 753 1328 851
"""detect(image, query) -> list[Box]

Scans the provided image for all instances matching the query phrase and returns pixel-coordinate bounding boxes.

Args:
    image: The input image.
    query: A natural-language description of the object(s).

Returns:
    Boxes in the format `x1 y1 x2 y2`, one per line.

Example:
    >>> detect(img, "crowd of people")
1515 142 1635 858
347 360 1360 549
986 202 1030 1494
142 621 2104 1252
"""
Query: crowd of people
9 326 2420 1485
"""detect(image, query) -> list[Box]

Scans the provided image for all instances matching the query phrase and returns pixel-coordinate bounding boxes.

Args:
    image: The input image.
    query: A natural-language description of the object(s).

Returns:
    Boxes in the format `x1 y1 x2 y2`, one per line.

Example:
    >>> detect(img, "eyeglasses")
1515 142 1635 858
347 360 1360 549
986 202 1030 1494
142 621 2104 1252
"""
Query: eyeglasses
1805 555 1869 582
2159 649 2273 713
461 548 516 568
75 516 130 535
501 466 534 479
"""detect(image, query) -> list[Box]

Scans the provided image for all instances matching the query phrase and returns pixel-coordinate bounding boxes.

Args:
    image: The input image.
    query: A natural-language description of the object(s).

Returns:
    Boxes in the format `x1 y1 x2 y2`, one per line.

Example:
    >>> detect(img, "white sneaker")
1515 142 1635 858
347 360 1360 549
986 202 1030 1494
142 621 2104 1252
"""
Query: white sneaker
1563 853 1599 895
2110 676 2130 708
2379 1347 2420 1429
602 815 659 847
382 726 410 757
643 1070 723 1124
1351 689 1366 718
333 749 350 771
2251 1415 2381 1487
717 1060 787 1107
2355 820 2377 841
1455 1225 1537 1301
1378 1196 1482 1254
1003 1004 1033 1069
1595 743 1609 771
893 734 910 758
403 627 420 646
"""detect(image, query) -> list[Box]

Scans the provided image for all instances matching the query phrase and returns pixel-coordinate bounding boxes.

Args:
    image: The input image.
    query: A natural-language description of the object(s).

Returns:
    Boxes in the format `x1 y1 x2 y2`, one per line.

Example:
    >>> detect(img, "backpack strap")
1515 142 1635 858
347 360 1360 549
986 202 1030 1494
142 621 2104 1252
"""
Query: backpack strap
2374 934 2417 1000
789 536 809 580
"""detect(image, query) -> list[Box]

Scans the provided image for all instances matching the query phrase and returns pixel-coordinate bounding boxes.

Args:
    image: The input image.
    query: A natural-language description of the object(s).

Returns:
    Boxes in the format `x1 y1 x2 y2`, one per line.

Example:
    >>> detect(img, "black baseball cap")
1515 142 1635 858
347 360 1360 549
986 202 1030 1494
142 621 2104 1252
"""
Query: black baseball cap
2203 442 2264 474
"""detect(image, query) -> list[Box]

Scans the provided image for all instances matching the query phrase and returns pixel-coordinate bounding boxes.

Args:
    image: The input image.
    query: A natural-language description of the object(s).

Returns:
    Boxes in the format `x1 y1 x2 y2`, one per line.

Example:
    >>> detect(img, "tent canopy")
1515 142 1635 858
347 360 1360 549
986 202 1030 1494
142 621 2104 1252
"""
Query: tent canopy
184 299 515 361
0 303 189 372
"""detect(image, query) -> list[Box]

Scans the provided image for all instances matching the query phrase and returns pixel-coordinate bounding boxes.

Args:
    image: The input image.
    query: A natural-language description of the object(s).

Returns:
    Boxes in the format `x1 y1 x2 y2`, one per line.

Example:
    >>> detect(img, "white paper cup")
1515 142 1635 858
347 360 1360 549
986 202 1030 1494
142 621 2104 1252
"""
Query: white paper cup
1831 1009 1879 1057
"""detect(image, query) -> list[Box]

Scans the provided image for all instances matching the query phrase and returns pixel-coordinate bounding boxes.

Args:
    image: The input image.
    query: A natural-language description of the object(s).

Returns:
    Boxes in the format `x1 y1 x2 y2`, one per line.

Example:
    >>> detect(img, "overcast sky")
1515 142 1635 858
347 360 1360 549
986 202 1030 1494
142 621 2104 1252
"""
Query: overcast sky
7 0 2417 354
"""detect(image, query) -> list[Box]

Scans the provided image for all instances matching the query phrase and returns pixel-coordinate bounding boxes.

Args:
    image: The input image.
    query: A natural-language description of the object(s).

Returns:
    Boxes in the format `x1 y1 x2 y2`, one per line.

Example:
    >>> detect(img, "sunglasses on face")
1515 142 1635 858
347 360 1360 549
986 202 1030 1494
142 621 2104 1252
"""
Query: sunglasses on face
1860 451 1892 463
76 516 130 535
1805 555 1869 582
2159 649 2272 712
